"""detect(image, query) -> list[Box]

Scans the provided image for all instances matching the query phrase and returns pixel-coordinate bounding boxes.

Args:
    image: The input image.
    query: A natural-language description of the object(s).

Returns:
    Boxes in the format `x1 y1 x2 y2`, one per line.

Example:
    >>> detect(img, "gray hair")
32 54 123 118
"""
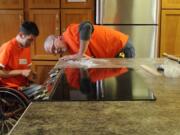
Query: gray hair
44 35 56 53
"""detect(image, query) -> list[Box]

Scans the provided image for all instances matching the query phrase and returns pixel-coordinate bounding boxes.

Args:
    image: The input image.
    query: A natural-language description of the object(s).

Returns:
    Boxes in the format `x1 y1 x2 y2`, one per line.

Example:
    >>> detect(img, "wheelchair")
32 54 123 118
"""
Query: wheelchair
0 87 29 135
0 68 59 135
0 85 49 135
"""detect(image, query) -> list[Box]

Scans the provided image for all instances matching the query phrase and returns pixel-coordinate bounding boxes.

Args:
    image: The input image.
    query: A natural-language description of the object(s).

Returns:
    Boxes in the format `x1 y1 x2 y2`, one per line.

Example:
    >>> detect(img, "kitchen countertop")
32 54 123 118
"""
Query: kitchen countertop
9 58 180 135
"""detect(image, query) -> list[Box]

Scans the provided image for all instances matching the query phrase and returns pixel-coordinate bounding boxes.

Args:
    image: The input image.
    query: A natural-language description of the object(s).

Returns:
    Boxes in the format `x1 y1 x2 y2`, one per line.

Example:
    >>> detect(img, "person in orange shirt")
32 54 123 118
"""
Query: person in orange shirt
0 21 39 89
44 21 135 61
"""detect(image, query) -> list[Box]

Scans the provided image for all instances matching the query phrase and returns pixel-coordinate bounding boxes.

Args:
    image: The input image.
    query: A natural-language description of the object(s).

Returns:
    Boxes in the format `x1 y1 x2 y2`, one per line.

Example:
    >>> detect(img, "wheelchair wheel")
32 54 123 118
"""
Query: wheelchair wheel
0 87 29 135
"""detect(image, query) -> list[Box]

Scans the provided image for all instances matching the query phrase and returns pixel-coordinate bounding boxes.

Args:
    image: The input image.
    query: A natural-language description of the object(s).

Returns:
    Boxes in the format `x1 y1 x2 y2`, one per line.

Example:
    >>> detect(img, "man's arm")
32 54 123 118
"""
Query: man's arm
0 67 31 78
78 40 90 57
78 21 94 56
60 21 94 61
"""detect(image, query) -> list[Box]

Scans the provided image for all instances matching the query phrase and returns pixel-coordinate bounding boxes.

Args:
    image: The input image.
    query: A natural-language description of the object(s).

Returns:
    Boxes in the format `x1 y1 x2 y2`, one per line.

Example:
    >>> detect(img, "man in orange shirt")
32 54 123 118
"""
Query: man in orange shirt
44 21 135 61
0 21 39 89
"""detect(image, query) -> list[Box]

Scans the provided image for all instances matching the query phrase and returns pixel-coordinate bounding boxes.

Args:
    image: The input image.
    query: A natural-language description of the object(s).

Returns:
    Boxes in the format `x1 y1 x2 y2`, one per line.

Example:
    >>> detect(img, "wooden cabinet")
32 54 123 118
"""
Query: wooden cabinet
28 0 60 8
0 0 23 45
29 9 60 60
160 0 180 57
160 10 180 57
0 0 24 45
32 61 57 84
162 0 180 9
0 10 23 45
0 0 23 9
61 0 94 33
61 0 94 8
61 9 93 32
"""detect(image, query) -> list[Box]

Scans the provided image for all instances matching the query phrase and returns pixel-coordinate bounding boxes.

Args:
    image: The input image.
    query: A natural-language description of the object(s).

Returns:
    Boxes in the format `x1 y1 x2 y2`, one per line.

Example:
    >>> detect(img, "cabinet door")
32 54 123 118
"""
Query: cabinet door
0 0 23 9
29 10 60 60
61 9 93 33
32 61 57 84
162 0 180 9
28 0 60 9
0 10 23 45
160 10 180 57
61 0 94 8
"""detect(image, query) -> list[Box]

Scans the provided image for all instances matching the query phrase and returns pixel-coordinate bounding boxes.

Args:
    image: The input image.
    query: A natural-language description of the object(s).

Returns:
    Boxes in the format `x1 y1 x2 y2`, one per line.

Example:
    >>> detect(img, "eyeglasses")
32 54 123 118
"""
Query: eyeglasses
50 36 65 57
50 38 56 54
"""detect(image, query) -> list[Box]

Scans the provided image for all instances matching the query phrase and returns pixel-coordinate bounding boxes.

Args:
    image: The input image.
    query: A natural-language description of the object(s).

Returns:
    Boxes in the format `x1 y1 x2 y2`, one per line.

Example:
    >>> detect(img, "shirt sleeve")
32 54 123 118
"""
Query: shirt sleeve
79 21 94 40
123 40 135 58
0 44 11 68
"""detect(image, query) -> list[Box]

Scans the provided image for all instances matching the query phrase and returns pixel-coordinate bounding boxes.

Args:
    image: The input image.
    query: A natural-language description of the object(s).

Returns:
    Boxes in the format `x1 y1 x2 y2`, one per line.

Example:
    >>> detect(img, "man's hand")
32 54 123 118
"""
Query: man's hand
59 53 91 61
21 69 37 82
21 69 32 77
28 71 37 82
59 53 83 61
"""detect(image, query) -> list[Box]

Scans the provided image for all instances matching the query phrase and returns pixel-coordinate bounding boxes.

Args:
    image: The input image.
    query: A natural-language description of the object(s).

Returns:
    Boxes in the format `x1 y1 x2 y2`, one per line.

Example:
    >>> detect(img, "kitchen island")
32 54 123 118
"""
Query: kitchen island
9 58 180 135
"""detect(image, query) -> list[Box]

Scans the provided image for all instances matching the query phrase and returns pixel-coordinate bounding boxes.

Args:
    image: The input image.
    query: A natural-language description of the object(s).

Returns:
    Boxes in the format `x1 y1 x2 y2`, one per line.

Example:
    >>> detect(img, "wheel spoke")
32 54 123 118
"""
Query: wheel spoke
4 120 12 133
0 121 6 135
5 119 15 128
0 89 28 135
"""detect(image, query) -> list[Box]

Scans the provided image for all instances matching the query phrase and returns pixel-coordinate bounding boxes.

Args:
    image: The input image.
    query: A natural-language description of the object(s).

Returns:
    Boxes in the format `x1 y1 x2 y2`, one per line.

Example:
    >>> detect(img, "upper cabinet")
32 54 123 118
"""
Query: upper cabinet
0 10 23 45
160 10 180 57
29 9 60 60
28 0 60 8
61 9 93 33
0 0 23 45
160 0 180 57
162 0 180 9
0 0 23 9
61 0 94 8
61 0 94 33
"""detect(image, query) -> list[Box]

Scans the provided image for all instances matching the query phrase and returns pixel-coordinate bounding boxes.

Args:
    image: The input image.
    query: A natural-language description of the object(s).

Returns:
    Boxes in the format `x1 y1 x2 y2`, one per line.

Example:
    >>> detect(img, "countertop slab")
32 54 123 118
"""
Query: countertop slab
9 58 180 135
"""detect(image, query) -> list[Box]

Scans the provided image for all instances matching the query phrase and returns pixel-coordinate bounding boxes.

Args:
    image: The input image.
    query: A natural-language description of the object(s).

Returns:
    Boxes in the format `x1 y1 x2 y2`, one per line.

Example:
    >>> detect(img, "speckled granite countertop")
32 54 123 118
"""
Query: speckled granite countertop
9 58 180 135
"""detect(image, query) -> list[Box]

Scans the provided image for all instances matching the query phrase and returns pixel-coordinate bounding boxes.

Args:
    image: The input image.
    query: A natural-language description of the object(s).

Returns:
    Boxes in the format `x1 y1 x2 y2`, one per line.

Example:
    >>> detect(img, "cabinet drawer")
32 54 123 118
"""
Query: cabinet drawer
28 0 60 8
162 0 180 9
61 0 94 8
0 0 23 9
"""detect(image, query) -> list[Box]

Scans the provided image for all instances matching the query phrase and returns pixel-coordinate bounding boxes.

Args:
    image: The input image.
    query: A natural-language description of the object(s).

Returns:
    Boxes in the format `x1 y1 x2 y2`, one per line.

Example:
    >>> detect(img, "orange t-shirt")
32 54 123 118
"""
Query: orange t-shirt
63 24 128 58
0 38 31 88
